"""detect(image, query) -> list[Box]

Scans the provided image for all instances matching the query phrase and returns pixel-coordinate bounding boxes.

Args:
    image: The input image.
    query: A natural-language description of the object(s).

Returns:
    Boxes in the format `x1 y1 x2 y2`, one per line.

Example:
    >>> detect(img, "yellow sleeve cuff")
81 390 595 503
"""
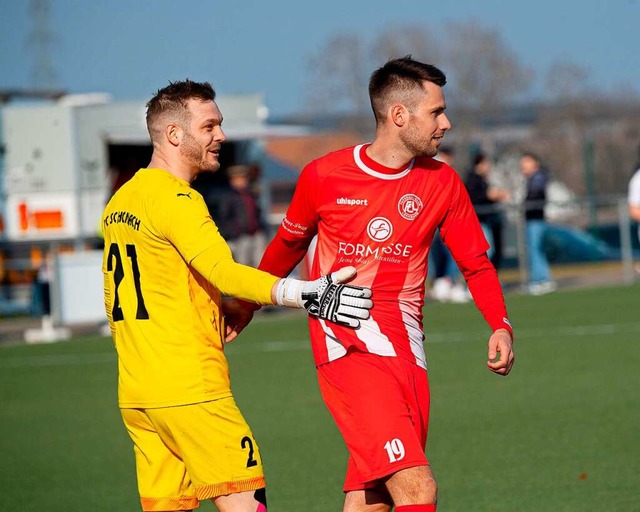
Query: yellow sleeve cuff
191 246 277 305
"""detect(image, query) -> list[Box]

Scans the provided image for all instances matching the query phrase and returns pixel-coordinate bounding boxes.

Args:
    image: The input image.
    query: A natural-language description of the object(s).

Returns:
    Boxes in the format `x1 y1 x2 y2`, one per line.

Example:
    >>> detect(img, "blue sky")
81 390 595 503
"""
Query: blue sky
1 0 639 117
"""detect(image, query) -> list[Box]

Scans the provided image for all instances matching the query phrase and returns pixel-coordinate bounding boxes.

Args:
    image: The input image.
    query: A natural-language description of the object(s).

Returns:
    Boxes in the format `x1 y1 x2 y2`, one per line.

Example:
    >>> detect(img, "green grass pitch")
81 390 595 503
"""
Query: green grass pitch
1 284 639 511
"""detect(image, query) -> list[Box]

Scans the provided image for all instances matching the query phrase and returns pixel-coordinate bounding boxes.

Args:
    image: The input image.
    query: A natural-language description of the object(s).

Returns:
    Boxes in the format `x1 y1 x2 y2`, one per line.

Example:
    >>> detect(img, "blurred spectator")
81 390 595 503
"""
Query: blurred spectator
520 152 557 295
30 246 52 317
206 164 266 267
429 146 470 303
628 150 640 246
465 152 510 270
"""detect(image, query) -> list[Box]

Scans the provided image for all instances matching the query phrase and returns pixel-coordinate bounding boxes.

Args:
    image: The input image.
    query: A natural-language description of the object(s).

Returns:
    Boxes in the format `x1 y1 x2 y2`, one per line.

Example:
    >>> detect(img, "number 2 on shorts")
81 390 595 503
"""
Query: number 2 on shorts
241 435 258 468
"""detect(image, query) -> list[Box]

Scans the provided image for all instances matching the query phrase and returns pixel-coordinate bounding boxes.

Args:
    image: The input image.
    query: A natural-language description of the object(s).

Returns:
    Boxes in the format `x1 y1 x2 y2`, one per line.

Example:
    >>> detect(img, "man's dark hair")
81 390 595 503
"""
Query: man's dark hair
438 145 454 156
368 55 447 123
521 152 541 164
146 79 216 141
473 152 488 167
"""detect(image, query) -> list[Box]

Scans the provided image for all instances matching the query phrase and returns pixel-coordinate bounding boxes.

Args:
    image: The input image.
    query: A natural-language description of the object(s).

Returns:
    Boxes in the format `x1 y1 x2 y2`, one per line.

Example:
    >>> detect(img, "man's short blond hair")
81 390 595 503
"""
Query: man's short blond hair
145 79 216 143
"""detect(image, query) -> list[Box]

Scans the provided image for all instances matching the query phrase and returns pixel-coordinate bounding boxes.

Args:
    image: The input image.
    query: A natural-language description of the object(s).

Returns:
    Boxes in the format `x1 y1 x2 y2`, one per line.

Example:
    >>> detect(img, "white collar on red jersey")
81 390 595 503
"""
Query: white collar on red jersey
353 144 414 180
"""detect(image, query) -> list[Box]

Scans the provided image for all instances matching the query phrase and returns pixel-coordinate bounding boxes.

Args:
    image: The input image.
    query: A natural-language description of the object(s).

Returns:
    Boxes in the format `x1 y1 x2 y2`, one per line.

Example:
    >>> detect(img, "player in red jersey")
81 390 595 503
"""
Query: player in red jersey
232 57 514 512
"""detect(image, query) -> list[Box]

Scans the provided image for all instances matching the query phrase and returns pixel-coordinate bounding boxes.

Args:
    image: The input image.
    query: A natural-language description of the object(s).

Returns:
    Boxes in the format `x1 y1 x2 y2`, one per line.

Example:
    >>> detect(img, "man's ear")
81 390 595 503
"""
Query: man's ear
390 104 407 128
166 123 181 147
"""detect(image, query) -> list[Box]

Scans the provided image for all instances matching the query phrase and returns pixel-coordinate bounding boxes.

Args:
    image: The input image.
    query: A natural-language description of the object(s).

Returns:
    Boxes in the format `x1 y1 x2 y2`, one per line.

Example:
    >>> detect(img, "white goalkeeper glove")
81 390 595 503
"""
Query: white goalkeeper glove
275 266 373 328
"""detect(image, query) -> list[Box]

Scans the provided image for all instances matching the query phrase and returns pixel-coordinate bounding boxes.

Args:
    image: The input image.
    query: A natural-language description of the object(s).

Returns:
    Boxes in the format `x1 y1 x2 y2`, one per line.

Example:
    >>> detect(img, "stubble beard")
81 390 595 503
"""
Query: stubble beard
400 126 438 158
180 131 220 173
402 138 437 159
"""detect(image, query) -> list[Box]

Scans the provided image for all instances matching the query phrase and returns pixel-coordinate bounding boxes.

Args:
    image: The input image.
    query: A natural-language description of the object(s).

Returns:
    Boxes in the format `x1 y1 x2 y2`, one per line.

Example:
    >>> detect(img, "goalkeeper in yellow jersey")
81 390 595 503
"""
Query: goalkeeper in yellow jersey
102 80 373 512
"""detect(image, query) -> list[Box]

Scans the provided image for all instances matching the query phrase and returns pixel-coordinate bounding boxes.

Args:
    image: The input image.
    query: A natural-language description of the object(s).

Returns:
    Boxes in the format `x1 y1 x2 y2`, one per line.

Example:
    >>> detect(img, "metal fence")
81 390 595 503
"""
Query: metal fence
1 194 638 321
475 194 638 292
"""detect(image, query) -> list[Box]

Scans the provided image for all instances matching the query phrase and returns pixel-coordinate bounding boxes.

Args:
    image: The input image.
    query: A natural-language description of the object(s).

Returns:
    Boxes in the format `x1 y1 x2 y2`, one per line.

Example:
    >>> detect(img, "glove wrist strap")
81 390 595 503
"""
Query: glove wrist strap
275 278 303 309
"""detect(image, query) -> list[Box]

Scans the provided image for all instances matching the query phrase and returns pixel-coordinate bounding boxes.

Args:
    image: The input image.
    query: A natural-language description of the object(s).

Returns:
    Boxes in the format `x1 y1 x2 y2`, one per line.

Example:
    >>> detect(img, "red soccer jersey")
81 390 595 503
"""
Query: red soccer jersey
260 144 510 368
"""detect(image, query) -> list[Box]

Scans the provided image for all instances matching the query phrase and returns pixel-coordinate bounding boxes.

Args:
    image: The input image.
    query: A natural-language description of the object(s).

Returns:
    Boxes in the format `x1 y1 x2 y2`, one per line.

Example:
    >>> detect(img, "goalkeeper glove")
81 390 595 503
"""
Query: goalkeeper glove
275 266 373 328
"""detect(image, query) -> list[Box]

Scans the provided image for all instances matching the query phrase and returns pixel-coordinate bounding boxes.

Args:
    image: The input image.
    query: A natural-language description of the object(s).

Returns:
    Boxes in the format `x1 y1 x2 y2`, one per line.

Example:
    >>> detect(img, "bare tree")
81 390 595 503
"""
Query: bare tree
305 33 370 115
443 20 531 113
538 61 640 196
431 21 531 171
369 24 443 67
530 61 593 196
301 21 640 197
305 25 445 118
546 61 591 100
306 20 531 120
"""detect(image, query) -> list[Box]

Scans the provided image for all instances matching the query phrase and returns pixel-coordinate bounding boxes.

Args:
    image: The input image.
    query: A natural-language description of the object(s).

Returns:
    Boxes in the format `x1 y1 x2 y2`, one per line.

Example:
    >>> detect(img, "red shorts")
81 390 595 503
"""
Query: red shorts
317 351 431 492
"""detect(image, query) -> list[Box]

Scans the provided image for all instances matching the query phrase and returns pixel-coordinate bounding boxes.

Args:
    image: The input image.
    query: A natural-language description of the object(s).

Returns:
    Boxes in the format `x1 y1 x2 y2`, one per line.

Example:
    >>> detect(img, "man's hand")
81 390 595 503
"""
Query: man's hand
487 328 515 375
222 298 259 343
275 266 373 328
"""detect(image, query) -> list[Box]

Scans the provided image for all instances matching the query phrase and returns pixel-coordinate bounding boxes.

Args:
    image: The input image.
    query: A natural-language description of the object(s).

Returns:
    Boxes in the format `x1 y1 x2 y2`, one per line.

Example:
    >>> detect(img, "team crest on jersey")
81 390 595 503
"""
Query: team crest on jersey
398 194 423 220
367 217 393 242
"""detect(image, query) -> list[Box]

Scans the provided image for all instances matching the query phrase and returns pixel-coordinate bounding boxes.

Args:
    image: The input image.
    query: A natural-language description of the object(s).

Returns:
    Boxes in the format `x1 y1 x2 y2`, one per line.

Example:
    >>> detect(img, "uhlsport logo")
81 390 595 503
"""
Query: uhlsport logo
367 217 393 242
398 194 423 220
336 197 369 206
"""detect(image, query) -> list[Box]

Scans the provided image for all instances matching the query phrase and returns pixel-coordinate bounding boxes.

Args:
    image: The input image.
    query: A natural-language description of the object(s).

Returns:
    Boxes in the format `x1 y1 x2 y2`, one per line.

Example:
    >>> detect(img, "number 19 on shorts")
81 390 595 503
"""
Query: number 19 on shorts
384 438 405 463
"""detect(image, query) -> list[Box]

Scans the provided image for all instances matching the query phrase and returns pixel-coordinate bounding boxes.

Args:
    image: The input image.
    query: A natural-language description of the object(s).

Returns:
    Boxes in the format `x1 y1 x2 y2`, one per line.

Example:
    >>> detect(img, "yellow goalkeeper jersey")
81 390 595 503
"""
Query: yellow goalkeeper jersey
102 168 277 408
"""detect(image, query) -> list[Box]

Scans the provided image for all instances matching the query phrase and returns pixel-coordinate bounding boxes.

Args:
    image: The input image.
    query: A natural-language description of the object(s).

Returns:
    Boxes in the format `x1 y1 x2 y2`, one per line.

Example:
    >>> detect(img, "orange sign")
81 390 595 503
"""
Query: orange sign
18 202 64 231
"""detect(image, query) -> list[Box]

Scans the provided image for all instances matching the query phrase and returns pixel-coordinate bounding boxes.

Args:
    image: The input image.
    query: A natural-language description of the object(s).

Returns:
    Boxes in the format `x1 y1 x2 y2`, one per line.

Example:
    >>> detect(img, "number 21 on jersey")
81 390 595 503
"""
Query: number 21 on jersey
106 242 149 321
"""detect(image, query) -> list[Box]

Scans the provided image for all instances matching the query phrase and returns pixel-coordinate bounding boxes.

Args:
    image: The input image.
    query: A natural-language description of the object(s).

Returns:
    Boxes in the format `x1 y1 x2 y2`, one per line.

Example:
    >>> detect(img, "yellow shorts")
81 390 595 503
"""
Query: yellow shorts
121 397 265 511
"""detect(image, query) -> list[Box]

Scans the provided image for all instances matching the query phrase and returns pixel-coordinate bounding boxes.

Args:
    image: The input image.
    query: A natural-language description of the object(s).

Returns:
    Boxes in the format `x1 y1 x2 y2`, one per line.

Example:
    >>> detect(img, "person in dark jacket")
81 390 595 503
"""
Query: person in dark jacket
519 152 556 295
204 165 266 267
465 153 510 270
